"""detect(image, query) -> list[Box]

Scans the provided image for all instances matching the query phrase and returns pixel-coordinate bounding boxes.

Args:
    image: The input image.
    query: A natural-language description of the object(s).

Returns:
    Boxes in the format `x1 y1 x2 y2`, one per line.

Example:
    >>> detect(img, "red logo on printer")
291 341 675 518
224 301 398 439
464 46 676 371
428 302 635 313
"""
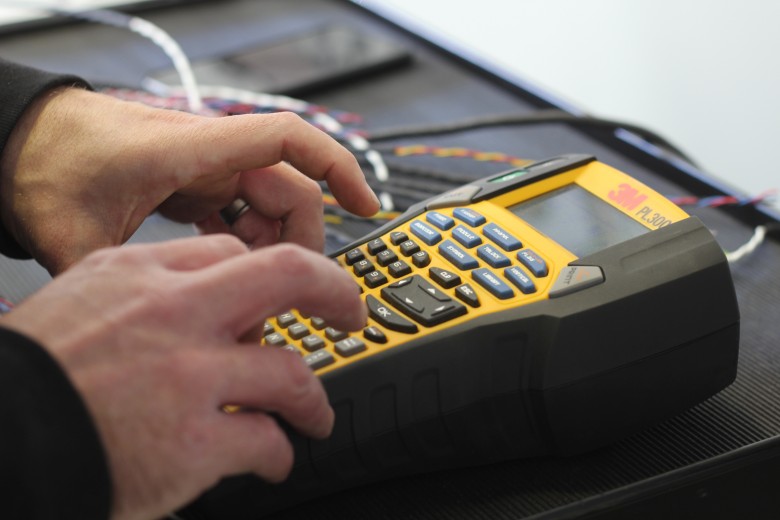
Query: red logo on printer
608 183 648 211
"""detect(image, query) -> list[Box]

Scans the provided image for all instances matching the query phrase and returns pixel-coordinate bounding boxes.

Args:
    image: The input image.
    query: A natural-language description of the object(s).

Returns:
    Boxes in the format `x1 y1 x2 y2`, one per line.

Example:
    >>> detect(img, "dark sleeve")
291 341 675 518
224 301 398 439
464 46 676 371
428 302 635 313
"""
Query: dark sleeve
0 326 112 519
0 59 92 259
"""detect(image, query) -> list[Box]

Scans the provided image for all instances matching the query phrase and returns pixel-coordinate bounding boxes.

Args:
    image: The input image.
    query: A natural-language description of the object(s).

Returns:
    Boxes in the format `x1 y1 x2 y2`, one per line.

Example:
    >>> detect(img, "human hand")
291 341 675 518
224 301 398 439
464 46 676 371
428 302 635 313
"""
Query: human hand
1 234 366 520
0 87 379 274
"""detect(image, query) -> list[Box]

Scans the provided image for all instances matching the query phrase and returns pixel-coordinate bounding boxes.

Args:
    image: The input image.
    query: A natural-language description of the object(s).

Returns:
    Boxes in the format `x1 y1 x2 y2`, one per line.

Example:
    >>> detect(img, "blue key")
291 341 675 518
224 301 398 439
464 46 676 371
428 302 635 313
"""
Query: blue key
410 220 442 246
517 248 548 277
452 225 483 248
477 244 511 268
483 223 522 251
504 266 536 294
438 240 479 270
426 211 455 230
472 268 514 299
453 207 486 227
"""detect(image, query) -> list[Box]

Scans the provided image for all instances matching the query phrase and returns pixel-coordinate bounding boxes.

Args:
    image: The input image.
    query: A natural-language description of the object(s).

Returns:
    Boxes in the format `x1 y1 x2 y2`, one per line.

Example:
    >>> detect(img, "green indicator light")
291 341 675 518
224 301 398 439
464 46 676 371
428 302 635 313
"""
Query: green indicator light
490 170 528 183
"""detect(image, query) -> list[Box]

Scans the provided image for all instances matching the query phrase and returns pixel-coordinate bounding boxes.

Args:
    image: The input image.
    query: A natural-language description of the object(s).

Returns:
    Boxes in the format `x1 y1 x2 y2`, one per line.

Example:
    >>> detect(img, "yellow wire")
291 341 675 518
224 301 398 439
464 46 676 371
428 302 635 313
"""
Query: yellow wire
393 145 532 167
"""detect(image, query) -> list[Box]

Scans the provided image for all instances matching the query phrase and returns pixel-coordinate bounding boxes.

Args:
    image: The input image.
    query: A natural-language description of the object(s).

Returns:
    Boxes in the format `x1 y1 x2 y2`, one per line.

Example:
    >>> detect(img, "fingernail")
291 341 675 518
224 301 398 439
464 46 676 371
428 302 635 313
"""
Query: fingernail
370 189 381 209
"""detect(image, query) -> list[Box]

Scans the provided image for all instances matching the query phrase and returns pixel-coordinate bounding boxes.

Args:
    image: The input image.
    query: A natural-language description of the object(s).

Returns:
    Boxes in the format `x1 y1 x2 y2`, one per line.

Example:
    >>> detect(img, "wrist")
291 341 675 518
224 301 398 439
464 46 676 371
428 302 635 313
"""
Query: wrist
0 86 80 259
0 60 92 259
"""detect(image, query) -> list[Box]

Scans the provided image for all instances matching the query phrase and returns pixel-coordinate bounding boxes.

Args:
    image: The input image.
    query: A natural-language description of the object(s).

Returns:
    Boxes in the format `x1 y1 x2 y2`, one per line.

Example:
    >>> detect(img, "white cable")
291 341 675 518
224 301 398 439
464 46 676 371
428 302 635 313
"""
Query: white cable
725 225 767 264
125 15 202 112
0 1 203 112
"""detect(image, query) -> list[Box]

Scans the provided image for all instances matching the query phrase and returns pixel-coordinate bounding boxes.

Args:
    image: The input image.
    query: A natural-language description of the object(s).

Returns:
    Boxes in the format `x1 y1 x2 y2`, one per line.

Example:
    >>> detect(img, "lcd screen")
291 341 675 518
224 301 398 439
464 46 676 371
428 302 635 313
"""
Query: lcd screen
508 184 649 258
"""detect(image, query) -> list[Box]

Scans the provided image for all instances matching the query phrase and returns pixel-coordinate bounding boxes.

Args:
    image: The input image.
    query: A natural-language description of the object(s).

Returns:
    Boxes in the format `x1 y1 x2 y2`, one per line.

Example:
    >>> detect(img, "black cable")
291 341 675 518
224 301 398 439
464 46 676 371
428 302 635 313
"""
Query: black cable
765 221 780 236
367 109 699 167
371 176 450 196
357 154 504 185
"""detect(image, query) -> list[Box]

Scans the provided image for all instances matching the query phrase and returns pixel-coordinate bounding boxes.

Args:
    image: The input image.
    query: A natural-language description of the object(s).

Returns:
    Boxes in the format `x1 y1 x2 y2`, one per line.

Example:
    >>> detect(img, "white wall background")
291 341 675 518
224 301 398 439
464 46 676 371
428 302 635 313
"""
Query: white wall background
373 0 779 209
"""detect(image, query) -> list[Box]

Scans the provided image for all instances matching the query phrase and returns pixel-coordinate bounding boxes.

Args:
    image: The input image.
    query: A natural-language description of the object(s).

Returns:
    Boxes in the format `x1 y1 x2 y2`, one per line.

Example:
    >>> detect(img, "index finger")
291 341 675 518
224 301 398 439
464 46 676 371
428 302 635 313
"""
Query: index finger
200 112 380 217
190 243 366 338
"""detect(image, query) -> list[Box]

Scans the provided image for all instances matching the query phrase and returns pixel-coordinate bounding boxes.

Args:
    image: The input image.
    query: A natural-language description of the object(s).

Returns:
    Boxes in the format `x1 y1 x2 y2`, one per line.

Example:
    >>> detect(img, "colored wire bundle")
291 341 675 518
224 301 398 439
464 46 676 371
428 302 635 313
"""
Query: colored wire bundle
390 145 532 168
0 296 14 314
367 109 699 167
670 189 777 209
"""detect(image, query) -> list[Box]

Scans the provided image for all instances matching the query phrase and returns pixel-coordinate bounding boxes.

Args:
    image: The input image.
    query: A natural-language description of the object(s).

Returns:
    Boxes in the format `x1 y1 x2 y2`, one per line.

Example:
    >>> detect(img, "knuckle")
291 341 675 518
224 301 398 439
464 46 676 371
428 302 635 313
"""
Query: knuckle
270 111 305 129
270 243 352 293
296 176 325 204
81 243 140 270
299 173 322 192
261 346 324 403
179 416 216 455
281 350 318 391
269 243 317 273
207 233 250 255
81 246 115 267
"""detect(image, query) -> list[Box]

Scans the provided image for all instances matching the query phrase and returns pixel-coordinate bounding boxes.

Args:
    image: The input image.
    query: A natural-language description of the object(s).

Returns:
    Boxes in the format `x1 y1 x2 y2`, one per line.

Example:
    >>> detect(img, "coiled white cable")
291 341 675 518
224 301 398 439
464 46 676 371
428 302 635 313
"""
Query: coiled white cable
0 0 203 112
725 225 767 264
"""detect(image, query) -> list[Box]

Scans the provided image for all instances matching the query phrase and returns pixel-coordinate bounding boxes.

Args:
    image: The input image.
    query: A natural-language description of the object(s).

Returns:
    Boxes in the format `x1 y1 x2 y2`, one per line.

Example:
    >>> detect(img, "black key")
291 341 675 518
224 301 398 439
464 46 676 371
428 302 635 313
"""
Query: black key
264 332 286 346
381 275 467 327
334 337 367 357
429 266 461 288
287 322 310 340
325 327 348 342
388 260 412 278
376 249 398 267
400 240 420 256
345 248 364 265
276 312 297 328
389 231 408 245
301 334 326 352
309 316 327 330
455 283 481 307
367 238 387 255
353 259 375 277
412 251 430 268
366 294 418 334
304 350 335 370
365 270 388 288
262 322 275 337
363 326 388 344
